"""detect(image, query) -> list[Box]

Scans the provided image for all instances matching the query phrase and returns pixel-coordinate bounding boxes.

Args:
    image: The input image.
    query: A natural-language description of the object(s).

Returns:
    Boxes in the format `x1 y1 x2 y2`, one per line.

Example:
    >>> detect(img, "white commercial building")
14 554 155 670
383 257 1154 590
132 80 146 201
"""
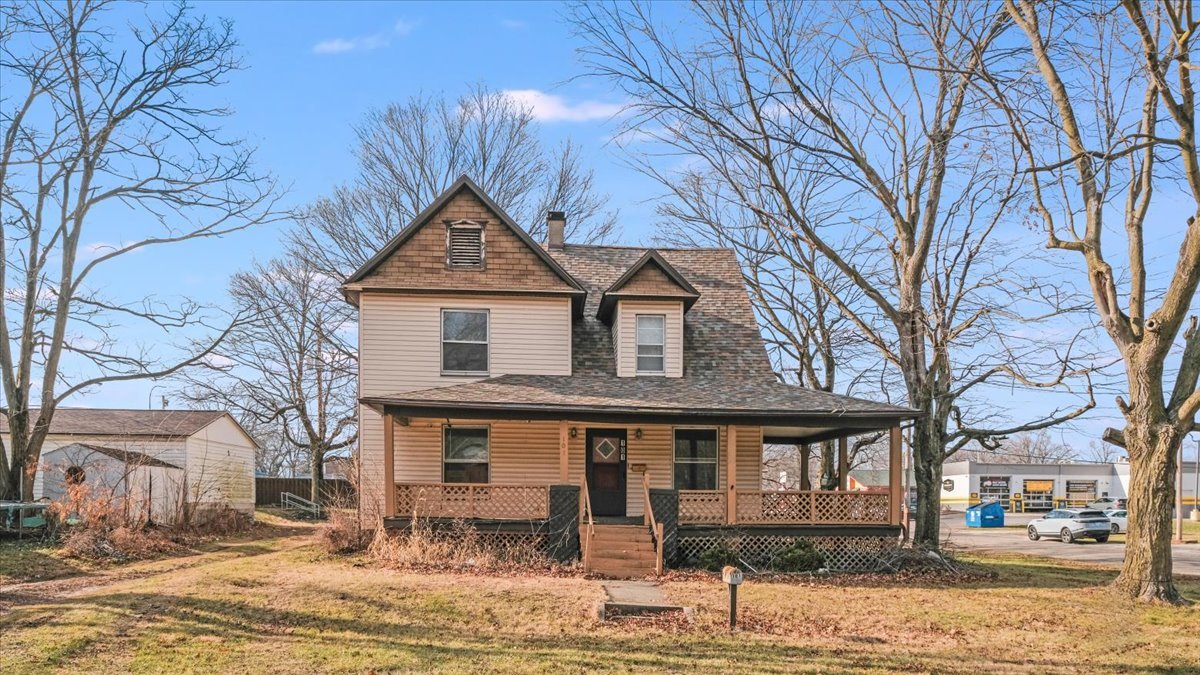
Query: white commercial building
941 459 1199 514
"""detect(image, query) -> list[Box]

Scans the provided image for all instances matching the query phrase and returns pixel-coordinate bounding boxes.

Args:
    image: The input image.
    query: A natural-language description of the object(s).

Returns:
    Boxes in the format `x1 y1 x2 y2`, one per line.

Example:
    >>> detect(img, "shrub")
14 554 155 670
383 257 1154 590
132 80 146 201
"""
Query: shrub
368 519 552 572
318 509 369 555
771 539 825 573
698 541 741 572
60 524 180 562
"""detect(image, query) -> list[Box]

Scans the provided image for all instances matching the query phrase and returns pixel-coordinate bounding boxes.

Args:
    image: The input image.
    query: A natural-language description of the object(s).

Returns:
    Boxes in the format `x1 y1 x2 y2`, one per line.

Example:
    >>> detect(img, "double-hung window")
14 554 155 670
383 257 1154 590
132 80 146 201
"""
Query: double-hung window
635 314 666 374
674 428 718 490
443 426 489 483
442 309 489 375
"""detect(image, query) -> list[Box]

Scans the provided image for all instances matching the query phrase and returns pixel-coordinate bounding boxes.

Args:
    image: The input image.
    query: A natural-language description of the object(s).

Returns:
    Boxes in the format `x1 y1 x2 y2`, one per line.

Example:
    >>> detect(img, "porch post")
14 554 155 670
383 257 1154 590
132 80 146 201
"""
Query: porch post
558 421 569 483
726 425 738 524
799 444 811 491
383 409 396 518
837 436 849 491
889 426 902 525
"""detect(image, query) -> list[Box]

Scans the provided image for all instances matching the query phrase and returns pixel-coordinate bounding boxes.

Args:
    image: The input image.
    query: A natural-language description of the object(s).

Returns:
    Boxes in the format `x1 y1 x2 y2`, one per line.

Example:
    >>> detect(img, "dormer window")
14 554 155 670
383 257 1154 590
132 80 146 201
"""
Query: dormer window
446 220 484 268
636 314 666 374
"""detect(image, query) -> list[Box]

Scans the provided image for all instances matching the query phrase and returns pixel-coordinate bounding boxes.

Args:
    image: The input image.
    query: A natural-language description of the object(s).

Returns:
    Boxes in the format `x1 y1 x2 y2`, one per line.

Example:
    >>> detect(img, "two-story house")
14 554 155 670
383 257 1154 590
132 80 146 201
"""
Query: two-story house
344 176 917 577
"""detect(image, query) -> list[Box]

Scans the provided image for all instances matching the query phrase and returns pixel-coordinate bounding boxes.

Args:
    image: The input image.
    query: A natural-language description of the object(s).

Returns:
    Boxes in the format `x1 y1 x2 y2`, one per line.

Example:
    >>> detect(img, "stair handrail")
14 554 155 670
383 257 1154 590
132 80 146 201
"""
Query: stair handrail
580 471 595 573
281 491 321 518
642 471 664 575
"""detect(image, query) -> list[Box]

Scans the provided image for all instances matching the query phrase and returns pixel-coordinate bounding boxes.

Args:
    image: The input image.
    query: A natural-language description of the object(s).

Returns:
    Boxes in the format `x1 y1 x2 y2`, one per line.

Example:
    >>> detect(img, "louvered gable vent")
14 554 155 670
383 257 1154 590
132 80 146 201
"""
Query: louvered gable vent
446 220 484 268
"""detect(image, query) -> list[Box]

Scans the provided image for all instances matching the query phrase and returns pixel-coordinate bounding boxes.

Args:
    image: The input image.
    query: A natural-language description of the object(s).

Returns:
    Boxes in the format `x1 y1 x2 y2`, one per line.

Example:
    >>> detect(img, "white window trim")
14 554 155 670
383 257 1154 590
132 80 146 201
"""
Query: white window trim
442 424 490 484
672 426 720 491
635 313 667 375
440 308 490 376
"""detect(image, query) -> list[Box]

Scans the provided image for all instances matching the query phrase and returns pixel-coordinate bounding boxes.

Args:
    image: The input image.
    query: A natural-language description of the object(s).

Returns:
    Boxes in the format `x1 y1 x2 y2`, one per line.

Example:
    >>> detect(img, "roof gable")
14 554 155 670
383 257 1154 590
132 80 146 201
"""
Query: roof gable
46 442 182 470
548 245 775 378
598 249 700 323
342 176 587 309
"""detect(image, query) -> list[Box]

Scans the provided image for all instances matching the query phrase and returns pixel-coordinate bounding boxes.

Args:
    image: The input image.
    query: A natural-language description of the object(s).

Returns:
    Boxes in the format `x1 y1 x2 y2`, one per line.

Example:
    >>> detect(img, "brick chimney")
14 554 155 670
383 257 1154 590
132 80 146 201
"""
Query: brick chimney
547 211 566 250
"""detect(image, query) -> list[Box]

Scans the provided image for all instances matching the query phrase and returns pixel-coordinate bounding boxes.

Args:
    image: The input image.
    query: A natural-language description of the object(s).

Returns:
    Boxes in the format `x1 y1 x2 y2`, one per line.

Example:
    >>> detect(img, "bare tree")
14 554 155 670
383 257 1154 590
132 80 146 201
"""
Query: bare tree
0 1 279 500
571 0 1096 550
176 257 356 503
1082 441 1125 465
289 86 618 279
957 430 1077 464
661 168 888 490
989 0 1200 603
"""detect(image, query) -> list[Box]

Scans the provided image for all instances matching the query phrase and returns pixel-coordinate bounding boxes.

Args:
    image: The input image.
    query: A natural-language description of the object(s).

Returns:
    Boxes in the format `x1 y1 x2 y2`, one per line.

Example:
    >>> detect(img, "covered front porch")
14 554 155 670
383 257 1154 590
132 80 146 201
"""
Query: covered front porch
373 396 906 523
383 428 904 530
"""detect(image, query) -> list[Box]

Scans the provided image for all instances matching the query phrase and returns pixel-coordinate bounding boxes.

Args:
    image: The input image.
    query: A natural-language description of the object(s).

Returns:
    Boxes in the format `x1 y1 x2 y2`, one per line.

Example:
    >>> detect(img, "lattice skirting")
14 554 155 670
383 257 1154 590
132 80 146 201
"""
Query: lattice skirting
472 531 550 553
677 533 898 572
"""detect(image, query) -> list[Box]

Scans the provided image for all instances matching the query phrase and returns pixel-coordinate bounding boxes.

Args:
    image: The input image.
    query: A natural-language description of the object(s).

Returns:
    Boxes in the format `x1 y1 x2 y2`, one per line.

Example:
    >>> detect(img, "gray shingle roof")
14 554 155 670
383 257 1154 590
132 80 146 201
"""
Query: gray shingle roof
548 244 776 378
361 242 916 422
365 373 914 420
1 408 228 438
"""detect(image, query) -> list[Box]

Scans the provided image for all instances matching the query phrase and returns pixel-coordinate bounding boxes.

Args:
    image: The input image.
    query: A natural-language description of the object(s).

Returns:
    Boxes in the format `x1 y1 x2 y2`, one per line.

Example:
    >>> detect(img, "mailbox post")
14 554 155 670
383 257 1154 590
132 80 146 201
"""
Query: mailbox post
722 565 743 629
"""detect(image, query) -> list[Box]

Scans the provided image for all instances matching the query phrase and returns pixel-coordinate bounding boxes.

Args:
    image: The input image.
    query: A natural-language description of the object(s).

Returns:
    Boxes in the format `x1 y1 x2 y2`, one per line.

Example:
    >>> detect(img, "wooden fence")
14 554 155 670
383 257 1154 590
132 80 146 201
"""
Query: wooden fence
256 477 355 506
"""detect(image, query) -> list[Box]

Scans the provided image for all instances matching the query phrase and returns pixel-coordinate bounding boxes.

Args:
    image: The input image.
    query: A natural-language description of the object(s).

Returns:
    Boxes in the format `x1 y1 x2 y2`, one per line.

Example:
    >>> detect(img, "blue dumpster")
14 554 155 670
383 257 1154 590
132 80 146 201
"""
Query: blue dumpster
965 501 1005 528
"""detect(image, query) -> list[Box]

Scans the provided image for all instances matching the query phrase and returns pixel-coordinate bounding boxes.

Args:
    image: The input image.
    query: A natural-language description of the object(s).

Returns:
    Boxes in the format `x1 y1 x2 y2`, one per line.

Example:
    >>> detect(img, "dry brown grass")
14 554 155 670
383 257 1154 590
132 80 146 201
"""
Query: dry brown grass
367 519 564 574
316 509 369 555
47 484 252 563
2 518 1198 674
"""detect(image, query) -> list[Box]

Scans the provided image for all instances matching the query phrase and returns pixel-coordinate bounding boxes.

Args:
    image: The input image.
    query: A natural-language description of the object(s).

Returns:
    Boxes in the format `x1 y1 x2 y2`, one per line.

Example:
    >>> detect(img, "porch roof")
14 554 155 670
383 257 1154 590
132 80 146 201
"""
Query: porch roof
362 374 917 440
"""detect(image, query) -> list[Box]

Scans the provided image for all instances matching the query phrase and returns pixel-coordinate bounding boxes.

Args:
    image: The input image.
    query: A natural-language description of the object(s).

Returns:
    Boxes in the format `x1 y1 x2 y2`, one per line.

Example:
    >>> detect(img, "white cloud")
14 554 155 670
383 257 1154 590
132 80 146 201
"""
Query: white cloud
502 89 625 123
312 19 416 55
312 38 358 55
500 19 528 30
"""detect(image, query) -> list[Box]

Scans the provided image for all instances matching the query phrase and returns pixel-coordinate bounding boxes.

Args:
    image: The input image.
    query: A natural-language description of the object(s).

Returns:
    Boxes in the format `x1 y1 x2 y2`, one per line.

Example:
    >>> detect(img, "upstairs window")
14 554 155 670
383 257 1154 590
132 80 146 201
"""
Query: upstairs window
443 426 489 483
636 314 666 374
446 221 484 268
442 309 489 374
674 428 718 490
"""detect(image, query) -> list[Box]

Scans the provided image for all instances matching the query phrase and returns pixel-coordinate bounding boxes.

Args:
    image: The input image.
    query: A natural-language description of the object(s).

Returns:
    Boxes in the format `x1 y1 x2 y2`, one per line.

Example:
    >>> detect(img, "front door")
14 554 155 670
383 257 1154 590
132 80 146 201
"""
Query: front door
586 428 626 517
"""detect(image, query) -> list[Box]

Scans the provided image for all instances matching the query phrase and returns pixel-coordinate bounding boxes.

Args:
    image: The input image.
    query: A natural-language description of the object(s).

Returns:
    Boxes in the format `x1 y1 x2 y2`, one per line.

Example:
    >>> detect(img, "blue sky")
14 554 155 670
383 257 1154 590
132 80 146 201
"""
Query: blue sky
60 1 1197 460
81 0 659 408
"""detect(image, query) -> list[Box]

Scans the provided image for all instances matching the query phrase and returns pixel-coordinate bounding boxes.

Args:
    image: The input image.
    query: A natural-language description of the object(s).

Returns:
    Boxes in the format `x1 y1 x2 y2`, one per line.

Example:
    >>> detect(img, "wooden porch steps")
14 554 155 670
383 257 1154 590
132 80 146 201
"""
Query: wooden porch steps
584 524 658 578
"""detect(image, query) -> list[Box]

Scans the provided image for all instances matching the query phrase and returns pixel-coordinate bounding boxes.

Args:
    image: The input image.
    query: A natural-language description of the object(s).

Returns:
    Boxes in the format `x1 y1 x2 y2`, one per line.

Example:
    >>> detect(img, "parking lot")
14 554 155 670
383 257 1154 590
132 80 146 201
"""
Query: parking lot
940 511 1200 576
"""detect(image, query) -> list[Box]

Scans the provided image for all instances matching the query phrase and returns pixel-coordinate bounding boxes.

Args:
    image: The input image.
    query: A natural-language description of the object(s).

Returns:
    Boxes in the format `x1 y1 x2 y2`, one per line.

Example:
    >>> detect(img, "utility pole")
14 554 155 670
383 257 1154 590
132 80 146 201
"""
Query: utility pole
1176 438 1185 544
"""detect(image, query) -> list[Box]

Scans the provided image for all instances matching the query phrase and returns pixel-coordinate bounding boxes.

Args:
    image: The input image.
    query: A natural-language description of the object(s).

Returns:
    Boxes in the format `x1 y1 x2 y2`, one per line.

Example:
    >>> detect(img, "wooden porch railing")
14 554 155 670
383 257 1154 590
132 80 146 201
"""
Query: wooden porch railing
579 472 595 573
679 490 727 524
394 483 549 520
679 490 891 525
642 471 664 575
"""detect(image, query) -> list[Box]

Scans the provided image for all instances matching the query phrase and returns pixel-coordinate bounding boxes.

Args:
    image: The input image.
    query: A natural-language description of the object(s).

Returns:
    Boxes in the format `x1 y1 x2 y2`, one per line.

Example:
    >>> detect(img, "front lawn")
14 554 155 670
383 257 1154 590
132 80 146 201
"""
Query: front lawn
1 524 1197 674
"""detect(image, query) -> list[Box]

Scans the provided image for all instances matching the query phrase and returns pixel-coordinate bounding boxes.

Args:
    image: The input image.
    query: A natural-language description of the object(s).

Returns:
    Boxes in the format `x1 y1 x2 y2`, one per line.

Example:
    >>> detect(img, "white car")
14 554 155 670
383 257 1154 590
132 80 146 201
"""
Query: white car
1105 509 1128 533
1027 508 1111 543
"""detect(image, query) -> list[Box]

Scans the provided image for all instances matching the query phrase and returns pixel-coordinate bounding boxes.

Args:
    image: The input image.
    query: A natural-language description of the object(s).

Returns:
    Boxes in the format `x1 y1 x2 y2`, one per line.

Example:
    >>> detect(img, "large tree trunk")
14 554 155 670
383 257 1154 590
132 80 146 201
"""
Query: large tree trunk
819 440 837 490
1115 414 1184 603
910 414 943 549
310 446 324 505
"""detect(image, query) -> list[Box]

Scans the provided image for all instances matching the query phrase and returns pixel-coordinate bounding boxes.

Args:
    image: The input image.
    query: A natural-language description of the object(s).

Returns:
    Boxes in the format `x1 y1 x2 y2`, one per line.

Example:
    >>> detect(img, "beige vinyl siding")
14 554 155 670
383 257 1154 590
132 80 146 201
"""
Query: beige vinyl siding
357 292 572 520
184 416 256 513
391 419 563 486
359 405 385 521
380 419 764 518
614 300 684 378
359 293 572 396
734 425 764 491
